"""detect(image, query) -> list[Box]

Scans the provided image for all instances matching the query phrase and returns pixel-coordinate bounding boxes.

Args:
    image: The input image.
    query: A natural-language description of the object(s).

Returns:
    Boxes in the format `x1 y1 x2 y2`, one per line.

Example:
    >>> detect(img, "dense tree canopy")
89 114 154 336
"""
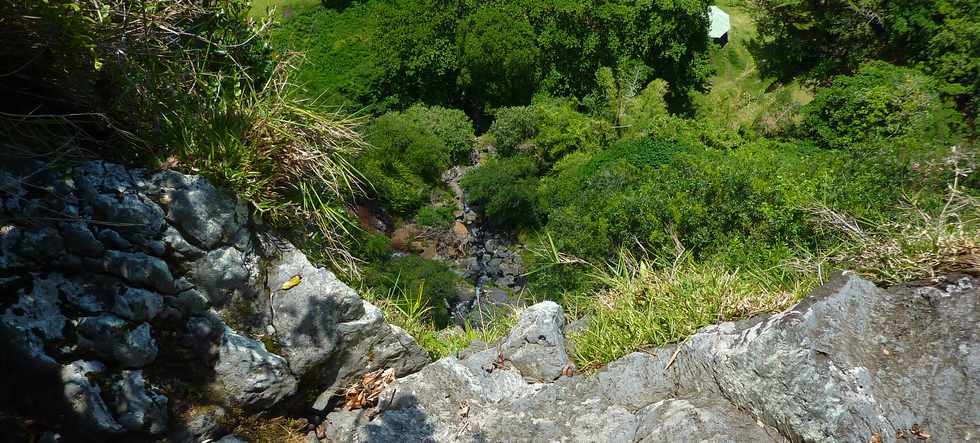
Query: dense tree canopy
373 0 712 115
751 0 980 116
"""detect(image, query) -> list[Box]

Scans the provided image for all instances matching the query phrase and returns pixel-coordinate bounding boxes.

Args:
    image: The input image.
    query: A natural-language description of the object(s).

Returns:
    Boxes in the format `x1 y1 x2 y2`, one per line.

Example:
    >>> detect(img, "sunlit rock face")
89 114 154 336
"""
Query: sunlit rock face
326 273 980 443
0 161 428 441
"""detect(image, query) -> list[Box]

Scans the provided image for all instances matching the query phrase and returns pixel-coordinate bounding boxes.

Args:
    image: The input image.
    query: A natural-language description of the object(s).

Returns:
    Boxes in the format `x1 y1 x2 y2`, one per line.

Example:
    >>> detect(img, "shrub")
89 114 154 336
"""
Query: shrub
488 106 538 157
358 104 473 214
2 0 370 273
802 62 961 152
363 285 517 358
362 256 460 327
400 105 475 164
266 1 386 109
531 97 615 165
751 0 980 112
353 232 392 262
534 138 859 271
458 6 541 108
461 155 542 229
371 0 712 112
567 251 815 369
3 0 272 154
416 205 456 228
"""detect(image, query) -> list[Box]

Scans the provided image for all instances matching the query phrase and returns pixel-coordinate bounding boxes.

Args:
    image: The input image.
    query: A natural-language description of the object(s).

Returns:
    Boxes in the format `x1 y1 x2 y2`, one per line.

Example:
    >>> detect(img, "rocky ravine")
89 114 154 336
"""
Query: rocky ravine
0 161 429 441
2 160 978 442
325 273 979 442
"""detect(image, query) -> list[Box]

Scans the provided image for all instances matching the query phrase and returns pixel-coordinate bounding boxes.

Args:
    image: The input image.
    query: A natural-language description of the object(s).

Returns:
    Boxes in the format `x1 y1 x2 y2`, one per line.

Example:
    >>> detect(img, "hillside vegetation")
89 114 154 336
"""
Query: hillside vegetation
5 0 977 369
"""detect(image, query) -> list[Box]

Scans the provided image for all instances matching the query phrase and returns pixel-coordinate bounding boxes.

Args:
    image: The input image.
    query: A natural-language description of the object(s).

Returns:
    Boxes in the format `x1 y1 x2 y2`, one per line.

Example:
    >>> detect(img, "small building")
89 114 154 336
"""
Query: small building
708 6 731 46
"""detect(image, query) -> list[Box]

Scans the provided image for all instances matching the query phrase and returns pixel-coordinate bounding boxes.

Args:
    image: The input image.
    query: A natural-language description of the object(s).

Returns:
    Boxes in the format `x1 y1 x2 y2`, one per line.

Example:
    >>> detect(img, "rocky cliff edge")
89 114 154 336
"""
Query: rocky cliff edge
0 161 429 441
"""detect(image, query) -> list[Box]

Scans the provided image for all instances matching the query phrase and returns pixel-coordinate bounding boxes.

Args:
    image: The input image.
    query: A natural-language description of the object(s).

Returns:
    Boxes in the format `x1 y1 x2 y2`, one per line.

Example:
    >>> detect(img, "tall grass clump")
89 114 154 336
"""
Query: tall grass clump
563 150 977 370
3 0 370 273
566 250 816 370
804 152 979 284
362 282 517 359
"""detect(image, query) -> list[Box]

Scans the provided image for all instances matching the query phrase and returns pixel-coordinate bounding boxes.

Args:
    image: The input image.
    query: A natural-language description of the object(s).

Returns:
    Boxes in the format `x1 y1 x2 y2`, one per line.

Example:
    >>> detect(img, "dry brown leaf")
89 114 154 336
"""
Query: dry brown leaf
910 424 931 440
342 368 396 411
561 364 575 378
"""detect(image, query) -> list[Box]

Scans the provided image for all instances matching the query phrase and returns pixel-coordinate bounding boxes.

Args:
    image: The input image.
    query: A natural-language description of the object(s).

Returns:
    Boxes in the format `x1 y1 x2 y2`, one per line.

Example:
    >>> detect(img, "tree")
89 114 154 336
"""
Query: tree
458 6 541 109
751 0 979 117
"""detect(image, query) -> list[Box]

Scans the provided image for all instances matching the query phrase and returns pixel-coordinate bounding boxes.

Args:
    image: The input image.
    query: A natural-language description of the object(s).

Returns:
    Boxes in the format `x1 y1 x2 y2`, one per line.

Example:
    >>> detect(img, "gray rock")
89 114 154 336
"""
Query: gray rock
0 275 67 369
500 301 570 381
267 246 363 376
169 406 228 443
156 172 251 249
327 274 980 442
494 274 515 288
86 250 177 294
0 161 431 441
143 239 167 256
58 277 107 314
60 222 104 257
187 246 256 307
634 397 775 442
90 192 165 244
113 287 164 322
61 360 123 434
214 435 249 443
672 273 980 442
76 315 158 368
311 303 430 407
107 370 169 434
169 289 211 317
267 245 430 405
1 226 64 265
97 228 133 249
162 225 204 259
211 327 297 409
38 432 64 443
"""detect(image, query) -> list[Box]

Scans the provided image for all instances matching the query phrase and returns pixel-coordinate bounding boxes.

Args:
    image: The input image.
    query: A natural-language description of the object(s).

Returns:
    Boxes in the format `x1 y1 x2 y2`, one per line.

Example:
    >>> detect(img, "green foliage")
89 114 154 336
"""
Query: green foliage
372 0 461 107
362 256 461 327
284 0 708 115
751 0 980 114
400 105 475 164
458 6 541 108
461 156 542 229
266 1 385 108
529 97 615 165
488 106 538 157
523 0 713 105
364 284 518 359
4 0 273 152
415 205 456 228
567 251 817 369
353 232 393 262
802 61 961 151
3 0 374 274
527 136 913 294
357 104 474 214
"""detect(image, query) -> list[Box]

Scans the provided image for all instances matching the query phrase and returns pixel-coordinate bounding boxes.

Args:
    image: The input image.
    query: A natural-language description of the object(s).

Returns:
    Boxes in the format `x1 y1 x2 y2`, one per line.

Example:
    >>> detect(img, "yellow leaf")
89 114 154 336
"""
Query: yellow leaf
281 275 302 290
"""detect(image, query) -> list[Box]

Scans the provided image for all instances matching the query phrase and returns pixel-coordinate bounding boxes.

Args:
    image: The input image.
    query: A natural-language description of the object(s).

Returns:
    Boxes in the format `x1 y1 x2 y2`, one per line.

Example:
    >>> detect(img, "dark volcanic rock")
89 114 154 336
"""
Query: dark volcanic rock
75 315 158 368
0 160 429 442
